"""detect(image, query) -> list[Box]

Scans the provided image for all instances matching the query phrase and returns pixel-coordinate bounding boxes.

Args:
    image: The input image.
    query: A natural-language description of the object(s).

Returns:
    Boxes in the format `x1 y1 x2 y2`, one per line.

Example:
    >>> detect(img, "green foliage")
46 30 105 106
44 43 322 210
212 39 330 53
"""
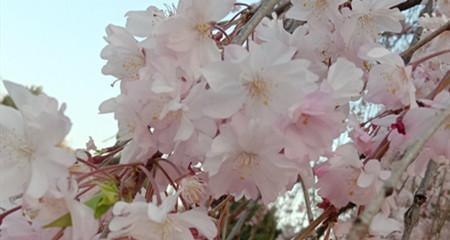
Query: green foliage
43 213 72 228
43 181 119 229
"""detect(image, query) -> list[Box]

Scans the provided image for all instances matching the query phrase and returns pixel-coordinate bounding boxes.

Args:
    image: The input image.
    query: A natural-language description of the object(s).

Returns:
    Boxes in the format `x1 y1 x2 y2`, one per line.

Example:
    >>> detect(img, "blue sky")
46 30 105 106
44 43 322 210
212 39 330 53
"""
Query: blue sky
0 0 178 148
0 0 256 148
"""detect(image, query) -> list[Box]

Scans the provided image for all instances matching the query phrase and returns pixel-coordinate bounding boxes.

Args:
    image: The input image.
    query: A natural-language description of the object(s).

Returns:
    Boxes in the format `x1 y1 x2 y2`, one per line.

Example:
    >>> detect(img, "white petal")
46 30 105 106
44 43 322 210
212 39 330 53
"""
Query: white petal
175 208 217 239
25 163 49 198
202 87 245 119
379 170 391 180
326 58 363 105
174 115 194 141
66 197 99 240
3 80 33 111
365 159 381 174
357 172 375 188
201 61 240 91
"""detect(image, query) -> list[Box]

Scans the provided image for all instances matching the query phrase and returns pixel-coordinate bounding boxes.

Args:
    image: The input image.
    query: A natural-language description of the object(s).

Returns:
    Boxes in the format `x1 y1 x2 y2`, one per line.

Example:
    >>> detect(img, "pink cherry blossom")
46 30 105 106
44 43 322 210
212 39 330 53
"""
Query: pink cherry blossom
282 91 345 161
201 41 318 120
287 0 345 26
204 114 298 204
0 81 75 200
316 144 373 208
357 159 391 188
101 25 145 82
340 0 404 45
109 194 217 240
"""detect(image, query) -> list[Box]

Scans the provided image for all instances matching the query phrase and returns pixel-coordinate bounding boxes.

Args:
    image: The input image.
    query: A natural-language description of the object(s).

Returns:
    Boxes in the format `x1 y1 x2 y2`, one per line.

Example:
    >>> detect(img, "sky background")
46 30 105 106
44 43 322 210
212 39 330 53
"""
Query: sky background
0 0 179 148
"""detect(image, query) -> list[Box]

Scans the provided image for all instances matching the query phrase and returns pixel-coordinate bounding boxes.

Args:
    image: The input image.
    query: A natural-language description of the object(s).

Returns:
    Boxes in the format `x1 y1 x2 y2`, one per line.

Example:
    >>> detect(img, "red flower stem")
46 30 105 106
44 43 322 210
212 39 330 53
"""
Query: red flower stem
138 165 162 204
0 206 21 225
77 163 142 182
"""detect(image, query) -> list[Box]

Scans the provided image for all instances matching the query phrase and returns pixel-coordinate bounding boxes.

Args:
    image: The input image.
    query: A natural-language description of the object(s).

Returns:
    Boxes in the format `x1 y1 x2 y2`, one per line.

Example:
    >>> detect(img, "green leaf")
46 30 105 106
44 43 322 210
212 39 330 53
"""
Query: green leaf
85 194 102 209
43 213 72 228
43 181 120 228
94 204 112 219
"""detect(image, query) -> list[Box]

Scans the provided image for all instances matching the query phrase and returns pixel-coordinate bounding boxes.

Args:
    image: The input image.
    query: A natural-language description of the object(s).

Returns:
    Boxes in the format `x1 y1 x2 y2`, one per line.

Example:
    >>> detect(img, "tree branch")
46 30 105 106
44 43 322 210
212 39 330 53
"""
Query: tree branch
347 106 450 240
401 20 450 63
401 160 437 240
232 0 281 45
392 0 422 11
225 200 259 240
299 174 314 224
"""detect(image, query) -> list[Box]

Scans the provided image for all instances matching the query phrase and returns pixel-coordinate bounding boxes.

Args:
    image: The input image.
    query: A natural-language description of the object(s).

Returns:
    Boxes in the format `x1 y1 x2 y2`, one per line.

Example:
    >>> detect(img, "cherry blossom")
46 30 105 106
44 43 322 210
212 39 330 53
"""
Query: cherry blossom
357 159 391 188
201 41 318 120
0 81 75 200
2 0 450 238
204 114 298 204
109 194 217 240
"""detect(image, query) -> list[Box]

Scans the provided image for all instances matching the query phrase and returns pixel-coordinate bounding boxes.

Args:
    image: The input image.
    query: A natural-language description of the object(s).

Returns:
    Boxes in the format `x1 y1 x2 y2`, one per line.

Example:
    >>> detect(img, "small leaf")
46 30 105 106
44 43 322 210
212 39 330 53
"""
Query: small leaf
43 213 72 228
85 194 102 209
94 204 113 219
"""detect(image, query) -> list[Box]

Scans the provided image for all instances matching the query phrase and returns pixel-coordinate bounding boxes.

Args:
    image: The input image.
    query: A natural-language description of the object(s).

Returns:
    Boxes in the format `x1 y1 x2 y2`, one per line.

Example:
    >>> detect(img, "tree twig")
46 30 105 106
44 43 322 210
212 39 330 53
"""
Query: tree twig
347 106 450 240
225 200 259 240
401 20 450 63
232 0 280 45
392 0 422 11
401 160 437 240
299 174 314 224
294 207 333 240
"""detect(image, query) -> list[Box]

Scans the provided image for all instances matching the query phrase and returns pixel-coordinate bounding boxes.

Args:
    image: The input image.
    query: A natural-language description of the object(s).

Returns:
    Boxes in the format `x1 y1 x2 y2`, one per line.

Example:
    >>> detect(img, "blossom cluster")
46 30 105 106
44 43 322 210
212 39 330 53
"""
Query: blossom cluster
1 0 450 239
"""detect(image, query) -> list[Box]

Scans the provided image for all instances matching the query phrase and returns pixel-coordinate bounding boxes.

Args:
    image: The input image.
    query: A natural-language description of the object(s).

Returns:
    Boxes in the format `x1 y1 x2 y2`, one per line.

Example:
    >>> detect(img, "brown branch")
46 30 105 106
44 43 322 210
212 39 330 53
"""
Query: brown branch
294 207 333 240
430 169 448 238
392 0 422 11
232 0 281 45
299 174 314 224
401 20 450 63
401 160 437 240
428 70 450 99
347 106 450 240
225 200 258 240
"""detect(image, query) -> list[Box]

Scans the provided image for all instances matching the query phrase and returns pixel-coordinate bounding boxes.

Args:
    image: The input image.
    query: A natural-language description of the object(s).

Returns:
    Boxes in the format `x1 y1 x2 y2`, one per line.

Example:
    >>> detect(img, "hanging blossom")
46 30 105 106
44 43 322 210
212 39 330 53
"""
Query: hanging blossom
21 178 99 240
315 144 373 208
108 194 217 240
0 81 75 200
361 44 417 109
101 25 146 82
204 114 298 204
340 0 405 45
357 159 391 188
201 41 318 121
286 0 345 27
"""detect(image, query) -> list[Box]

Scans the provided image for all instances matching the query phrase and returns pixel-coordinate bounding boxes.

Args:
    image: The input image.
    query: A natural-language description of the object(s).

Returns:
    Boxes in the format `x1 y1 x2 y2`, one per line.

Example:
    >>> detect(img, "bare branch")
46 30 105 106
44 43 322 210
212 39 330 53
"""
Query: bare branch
225 200 258 240
401 160 437 240
392 0 422 11
401 20 450 63
347 106 450 240
232 0 281 45
299 174 314 224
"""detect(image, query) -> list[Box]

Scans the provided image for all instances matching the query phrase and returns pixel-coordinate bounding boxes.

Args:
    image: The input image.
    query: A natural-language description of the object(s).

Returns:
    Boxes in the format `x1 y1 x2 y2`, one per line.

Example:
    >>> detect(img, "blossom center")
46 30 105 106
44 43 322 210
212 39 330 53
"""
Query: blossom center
122 56 144 80
235 152 259 180
358 15 373 27
0 125 33 163
315 0 328 9
194 23 210 37
180 176 205 204
160 219 174 240
244 78 270 106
